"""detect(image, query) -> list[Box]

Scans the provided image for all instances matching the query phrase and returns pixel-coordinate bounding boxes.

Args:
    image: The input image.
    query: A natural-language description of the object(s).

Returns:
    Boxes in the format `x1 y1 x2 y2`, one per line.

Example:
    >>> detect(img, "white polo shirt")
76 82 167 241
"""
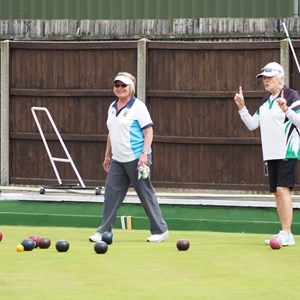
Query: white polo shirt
239 96 300 160
107 96 153 162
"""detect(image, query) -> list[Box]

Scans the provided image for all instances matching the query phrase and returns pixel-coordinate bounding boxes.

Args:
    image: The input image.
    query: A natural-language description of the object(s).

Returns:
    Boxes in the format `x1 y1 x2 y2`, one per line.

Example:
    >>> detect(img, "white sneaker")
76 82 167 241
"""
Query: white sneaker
89 232 102 242
264 230 295 246
147 230 169 242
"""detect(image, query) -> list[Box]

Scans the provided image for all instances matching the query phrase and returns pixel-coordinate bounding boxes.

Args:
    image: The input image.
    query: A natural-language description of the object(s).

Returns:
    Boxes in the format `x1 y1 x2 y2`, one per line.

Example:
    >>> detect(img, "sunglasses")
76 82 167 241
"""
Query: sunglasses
113 83 128 88
261 67 283 74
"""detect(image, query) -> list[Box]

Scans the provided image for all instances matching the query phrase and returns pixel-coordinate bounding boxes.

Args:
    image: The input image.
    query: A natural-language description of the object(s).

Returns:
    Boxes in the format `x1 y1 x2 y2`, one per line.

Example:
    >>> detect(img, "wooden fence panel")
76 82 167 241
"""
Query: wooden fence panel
9 41 137 186
147 41 283 190
7 40 300 191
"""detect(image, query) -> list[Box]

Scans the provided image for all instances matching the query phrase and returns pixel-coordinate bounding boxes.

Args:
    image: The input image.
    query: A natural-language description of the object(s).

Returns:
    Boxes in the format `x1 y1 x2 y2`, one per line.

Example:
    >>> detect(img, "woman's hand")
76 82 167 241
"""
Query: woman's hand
277 90 288 113
138 152 148 167
103 157 111 172
234 86 245 110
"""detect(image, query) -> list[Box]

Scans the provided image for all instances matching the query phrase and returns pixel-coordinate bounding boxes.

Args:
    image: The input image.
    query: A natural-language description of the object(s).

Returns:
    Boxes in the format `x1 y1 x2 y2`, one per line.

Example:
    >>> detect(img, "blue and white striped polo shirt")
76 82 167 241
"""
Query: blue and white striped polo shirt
107 96 153 163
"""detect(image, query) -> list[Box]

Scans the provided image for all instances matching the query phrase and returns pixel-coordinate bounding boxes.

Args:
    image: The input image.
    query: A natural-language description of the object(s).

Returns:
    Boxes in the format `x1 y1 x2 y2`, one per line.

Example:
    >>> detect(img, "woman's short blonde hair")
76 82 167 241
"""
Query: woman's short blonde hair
116 72 136 97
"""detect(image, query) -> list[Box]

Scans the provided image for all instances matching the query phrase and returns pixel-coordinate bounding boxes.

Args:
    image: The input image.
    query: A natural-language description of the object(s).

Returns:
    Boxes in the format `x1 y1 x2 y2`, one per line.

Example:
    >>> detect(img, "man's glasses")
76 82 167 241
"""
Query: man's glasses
261 67 283 74
113 83 128 88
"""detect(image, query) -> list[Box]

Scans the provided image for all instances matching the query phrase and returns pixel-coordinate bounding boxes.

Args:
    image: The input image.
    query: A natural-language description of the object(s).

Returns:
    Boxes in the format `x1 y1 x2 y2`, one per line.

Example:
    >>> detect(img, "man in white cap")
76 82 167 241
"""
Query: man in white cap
234 62 300 246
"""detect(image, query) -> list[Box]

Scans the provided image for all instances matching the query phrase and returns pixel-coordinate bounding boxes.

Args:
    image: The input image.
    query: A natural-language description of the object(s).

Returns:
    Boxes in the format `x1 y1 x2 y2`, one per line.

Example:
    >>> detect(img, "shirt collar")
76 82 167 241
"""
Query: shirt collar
113 96 136 109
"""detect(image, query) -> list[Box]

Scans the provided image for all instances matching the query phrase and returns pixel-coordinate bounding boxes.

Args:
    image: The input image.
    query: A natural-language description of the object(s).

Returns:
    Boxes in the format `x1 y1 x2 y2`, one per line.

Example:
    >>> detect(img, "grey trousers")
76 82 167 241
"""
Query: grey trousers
98 158 168 235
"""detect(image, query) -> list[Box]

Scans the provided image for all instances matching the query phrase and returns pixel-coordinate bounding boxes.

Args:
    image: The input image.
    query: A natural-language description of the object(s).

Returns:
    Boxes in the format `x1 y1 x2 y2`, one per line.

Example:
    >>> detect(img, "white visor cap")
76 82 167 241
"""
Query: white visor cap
112 75 134 86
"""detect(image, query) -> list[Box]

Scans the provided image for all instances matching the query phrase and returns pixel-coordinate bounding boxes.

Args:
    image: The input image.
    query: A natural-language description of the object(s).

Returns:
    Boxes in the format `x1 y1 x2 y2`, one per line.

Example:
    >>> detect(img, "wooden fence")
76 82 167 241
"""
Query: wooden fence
1 18 300 41
1 39 300 191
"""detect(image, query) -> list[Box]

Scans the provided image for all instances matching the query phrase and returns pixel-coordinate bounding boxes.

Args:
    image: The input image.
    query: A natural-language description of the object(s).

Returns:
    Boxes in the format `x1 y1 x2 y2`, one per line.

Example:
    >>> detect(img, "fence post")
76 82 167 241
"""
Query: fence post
137 38 149 104
280 38 290 87
1 40 10 186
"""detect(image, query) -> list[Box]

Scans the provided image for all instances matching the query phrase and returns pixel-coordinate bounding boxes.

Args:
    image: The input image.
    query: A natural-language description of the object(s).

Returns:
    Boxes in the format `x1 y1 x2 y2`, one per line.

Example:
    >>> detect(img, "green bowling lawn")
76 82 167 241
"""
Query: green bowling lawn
0 226 299 299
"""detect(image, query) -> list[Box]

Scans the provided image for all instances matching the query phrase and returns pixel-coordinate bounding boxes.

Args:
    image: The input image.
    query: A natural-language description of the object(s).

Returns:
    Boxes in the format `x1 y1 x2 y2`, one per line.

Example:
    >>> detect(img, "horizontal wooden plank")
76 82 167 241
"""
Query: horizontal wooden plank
147 90 265 98
11 89 265 98
10 133 107 142
148 41 280 50
10 41 137 50
151 181 269 191
153 136 261 144
11 89 113 97
10 133 260 145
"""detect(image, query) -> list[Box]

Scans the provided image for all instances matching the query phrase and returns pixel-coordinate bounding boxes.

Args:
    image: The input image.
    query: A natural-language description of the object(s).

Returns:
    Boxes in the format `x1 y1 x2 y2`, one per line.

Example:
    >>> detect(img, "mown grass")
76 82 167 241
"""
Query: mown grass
0 226 299 300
